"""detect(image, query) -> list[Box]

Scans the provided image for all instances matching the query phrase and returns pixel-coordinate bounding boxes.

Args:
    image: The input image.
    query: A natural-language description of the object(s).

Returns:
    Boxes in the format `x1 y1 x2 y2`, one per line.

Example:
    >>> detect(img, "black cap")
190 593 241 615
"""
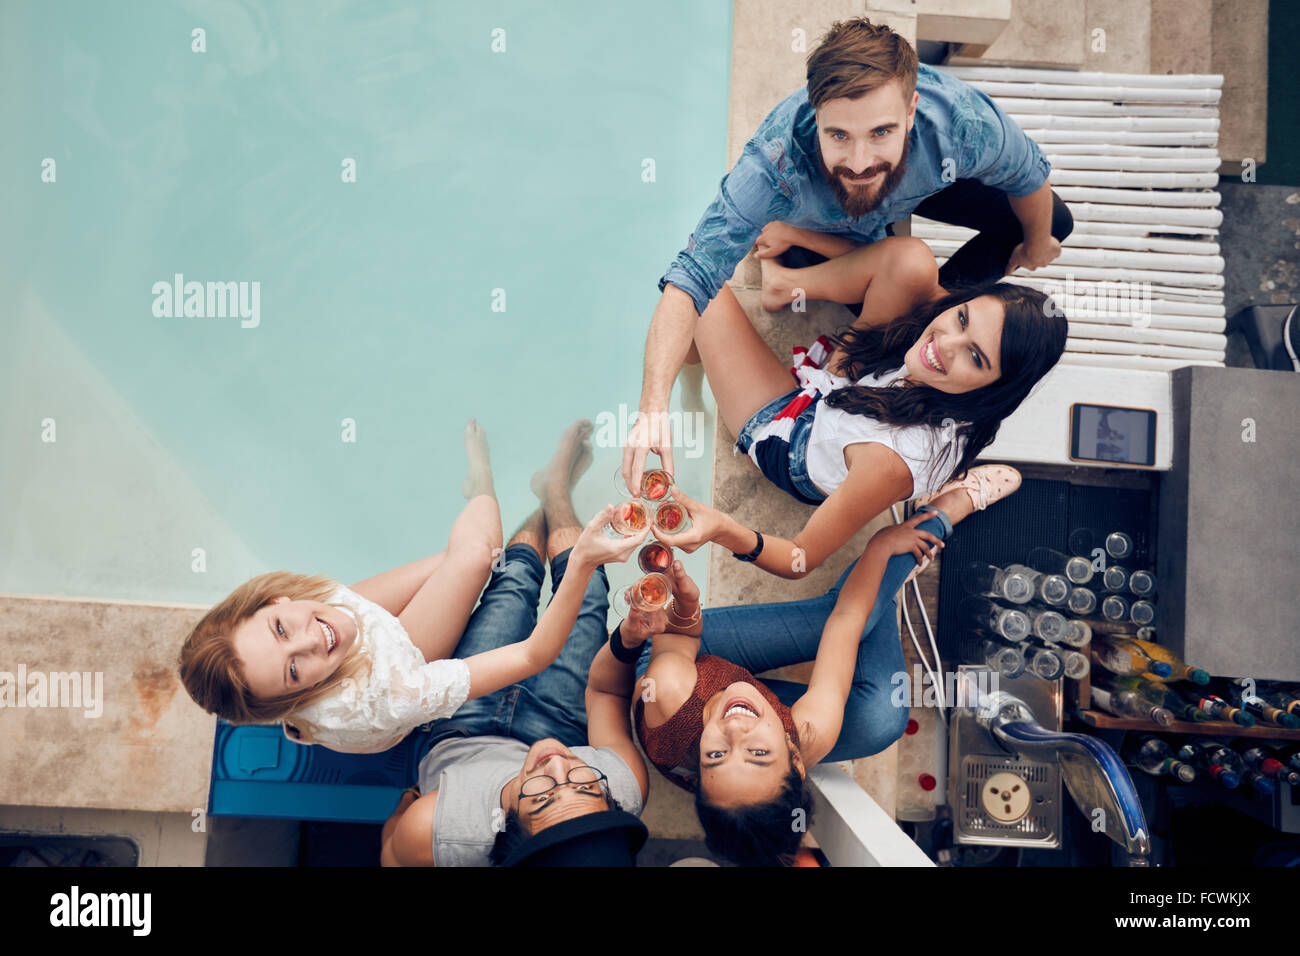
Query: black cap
499 810 648 868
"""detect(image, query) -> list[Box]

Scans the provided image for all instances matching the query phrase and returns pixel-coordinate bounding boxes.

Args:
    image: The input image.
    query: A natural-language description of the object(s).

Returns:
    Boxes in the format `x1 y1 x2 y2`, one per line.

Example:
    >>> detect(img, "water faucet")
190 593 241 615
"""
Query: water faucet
975 690 1151 863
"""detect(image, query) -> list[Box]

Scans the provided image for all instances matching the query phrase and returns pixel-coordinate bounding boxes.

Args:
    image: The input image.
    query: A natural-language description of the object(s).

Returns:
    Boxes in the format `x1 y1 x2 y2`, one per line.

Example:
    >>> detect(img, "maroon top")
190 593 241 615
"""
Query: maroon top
635 654 800 792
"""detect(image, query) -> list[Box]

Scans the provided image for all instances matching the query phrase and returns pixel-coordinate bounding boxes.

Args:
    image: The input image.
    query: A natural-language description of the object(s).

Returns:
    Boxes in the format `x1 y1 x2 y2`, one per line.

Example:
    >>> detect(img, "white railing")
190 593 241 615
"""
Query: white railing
806 765 936 867
921 66 1227 373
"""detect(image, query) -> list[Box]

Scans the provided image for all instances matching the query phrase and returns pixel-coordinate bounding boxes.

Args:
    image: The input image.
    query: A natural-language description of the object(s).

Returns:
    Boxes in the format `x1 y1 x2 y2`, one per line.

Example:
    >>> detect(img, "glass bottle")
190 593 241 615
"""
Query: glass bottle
1258 684 1300 717
1090 685 1174 727
1217 680 1300 728
1020 643 1065 680
1102 565 1129 592
1273 744 1300 774
1026 546 1094 585
1186 739 1241 789
1057 619 1091 649
1129 600 1157 627
1067 586 1098 617
1027 606 1068 643
1101 594 1130 622
1176 690 1254 727
972 639 1025 678
1197 741 1270 796
1108 675 1208 722
960 561 1035 605
1239 744 1300 787
1125 736 1196 783
1242 769 1277 798
1128 570 1156 598
959 596 1031 642
1092 634 1173 679
1235 743 1296 785
1106 531 1135 560
1004 563 1070 607
1059 647 1090 680
1124 638 1209 685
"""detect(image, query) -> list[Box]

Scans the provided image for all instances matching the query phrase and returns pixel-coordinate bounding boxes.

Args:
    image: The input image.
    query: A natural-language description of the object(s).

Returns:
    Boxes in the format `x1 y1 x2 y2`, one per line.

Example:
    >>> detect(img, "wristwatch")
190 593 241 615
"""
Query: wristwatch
733 529 764 562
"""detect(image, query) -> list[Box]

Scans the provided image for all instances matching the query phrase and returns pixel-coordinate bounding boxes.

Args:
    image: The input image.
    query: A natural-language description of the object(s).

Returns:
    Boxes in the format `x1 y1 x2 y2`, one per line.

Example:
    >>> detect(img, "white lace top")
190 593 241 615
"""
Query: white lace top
284 585 473 754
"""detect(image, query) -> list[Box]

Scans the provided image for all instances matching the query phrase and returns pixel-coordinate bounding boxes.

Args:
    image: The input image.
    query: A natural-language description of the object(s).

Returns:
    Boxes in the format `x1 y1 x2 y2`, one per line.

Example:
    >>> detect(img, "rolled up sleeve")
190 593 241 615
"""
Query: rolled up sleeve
958 89 1051 198
658 142 793 315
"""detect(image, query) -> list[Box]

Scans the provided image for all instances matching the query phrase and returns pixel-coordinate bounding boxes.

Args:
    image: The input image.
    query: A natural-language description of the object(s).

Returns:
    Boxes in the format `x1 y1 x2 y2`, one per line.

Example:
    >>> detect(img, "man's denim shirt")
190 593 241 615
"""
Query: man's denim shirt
658 64 1052 315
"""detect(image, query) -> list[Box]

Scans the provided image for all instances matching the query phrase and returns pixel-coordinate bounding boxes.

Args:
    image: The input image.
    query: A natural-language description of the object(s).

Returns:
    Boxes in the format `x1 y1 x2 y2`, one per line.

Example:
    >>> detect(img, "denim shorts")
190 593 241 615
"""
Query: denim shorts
734 388 828 506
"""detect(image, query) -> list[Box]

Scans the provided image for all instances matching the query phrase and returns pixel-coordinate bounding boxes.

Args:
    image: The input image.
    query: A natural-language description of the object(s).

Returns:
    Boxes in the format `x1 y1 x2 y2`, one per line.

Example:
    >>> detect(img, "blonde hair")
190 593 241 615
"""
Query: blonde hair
177 570 371 725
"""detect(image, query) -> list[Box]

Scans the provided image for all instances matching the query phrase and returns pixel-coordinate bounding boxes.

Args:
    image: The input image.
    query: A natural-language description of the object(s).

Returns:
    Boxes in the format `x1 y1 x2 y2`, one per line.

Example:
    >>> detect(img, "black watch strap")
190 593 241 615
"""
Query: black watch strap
733 529 764 563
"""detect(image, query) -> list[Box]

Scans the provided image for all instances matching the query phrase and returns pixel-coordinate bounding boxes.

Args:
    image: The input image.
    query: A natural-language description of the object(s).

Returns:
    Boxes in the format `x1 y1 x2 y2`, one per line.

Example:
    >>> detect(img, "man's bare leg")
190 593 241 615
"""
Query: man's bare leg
531 420 594 560
505 507 547 563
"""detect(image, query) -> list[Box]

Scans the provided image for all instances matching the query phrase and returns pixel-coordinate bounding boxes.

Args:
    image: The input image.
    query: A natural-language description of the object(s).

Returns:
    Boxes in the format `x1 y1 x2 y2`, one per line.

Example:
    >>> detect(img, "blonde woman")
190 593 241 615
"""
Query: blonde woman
178 420 646 753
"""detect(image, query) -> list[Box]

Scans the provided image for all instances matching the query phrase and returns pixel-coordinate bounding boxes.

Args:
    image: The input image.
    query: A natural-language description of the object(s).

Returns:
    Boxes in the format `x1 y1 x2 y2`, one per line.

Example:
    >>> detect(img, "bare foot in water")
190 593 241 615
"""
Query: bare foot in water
462 419 496 499
530 420 594 502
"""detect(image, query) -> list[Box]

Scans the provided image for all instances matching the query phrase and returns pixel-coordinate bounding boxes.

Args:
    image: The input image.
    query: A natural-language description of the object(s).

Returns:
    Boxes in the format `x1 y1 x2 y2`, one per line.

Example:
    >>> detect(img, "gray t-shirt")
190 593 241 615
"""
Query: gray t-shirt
418 735 644 867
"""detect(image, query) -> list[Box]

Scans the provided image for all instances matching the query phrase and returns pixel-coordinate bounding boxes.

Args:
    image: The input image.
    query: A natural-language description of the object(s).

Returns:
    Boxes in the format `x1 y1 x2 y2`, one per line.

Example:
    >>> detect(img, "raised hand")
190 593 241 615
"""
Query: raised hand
753 221 795 259
1005 235 1061 274
621 605 668 646
654 486 726 554
572 505 650 567
622 411 675 501
870 509 946 564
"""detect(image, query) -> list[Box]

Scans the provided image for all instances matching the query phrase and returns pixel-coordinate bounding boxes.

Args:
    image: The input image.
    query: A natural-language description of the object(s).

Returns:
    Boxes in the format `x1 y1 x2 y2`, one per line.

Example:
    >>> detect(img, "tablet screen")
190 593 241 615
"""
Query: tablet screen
1073 405 1155 466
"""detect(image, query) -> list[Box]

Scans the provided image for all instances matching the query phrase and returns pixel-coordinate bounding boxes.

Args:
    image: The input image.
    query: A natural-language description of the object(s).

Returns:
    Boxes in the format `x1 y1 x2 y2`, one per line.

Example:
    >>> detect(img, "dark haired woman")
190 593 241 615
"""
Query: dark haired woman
632 468 1017 866
663 237 1065 578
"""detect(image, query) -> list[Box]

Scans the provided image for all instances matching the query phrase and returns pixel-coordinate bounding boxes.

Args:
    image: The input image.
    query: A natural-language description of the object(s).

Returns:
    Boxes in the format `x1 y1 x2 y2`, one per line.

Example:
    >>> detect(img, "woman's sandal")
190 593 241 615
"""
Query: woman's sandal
901 465 1023 583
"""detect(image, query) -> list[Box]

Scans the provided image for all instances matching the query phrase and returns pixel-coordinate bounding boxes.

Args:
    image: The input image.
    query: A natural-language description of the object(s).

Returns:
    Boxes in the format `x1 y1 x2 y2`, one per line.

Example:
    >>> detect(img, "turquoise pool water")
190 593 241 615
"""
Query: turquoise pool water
0 1 729 607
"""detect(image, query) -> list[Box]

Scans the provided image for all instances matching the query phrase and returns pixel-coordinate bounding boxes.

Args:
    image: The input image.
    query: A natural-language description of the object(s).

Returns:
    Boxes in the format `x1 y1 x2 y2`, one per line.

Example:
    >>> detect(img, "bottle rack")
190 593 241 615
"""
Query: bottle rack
1071 669 1300 741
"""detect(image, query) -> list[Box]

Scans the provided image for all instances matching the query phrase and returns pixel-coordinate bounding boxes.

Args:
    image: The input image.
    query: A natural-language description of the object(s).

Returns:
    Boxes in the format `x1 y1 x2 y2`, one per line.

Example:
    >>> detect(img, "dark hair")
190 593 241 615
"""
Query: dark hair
807 17 919 110
489 795 625 866
823 282 1067 488
694 753 815 867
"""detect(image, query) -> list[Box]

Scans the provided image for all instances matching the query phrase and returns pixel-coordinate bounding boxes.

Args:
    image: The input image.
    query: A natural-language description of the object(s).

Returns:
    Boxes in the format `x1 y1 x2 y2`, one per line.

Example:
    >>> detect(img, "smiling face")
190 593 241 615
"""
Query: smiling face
230 597 358 699
698 682 804 808
903 294 1006 394
816 78 917 218
500 739 611 835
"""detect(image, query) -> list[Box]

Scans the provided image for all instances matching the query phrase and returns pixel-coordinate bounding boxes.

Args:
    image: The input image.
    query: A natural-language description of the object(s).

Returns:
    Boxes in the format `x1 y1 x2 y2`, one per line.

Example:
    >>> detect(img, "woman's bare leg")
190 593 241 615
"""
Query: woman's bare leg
692 284 798 440
399 421 504 662
760 235 939 327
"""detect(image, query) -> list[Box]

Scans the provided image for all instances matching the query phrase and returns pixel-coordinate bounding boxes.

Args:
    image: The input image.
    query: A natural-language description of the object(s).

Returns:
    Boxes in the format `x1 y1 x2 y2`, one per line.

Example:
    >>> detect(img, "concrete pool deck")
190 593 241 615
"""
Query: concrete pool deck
639 0 1269 842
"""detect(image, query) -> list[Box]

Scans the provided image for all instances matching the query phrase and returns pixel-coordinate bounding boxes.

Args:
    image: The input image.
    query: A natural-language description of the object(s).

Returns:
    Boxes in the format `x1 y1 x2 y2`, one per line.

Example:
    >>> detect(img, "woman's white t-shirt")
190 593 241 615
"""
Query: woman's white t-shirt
285 585 473 754
805 360 965 500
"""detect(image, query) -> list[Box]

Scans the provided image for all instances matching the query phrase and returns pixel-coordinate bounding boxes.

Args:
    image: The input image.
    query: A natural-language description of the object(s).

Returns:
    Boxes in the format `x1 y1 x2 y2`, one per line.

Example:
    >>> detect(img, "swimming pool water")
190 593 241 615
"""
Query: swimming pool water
0 1 730 610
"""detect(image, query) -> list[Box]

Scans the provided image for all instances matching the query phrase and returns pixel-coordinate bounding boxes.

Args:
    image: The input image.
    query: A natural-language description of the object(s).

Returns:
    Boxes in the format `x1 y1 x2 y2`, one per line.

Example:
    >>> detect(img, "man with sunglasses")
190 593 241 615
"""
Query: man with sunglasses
379 489 656 867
